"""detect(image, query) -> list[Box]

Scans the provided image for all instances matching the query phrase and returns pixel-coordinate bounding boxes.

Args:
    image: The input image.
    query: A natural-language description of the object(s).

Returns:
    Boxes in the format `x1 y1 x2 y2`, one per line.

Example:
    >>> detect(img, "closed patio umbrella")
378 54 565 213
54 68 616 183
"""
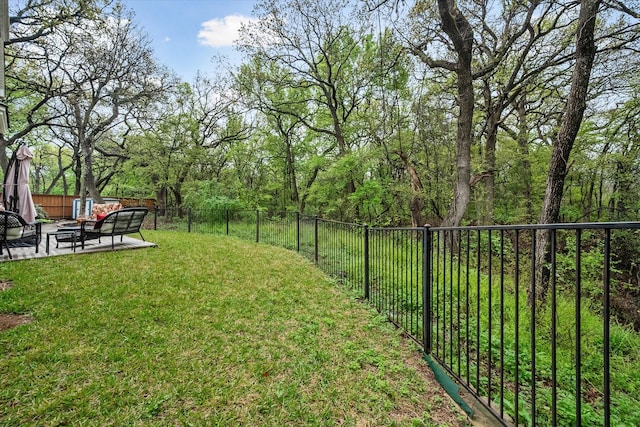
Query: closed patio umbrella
3 144 37 223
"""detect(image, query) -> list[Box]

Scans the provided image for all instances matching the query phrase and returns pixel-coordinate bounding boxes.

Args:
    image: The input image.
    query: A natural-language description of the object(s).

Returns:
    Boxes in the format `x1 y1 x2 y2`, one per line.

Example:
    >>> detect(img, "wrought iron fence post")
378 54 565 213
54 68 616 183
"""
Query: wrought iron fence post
188 208 192 233
296 212 300 252
364 224 370 300
256 210 260 243
423 224 432 354
154 205 157 230
314 216 319 264
604 228 611 427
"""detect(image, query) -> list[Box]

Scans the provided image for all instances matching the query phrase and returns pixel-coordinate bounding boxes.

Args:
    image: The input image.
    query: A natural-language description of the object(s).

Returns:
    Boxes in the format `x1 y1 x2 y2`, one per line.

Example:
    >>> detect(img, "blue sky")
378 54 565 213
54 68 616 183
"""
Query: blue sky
122 0 259 81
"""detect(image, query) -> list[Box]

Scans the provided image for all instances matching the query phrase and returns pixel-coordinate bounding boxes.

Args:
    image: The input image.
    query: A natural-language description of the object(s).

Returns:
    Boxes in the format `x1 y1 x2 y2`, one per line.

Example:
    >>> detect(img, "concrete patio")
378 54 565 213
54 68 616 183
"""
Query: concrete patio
1 221 156 262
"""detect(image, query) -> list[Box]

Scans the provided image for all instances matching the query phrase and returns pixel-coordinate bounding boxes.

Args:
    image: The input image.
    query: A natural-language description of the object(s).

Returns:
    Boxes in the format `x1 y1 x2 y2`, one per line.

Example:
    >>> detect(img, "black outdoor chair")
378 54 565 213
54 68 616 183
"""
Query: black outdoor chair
0 210 41 259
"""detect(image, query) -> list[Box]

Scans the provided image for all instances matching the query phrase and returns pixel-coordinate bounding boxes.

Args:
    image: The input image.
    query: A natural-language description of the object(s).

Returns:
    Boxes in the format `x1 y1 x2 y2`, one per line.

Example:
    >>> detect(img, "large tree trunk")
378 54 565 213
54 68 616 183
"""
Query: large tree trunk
534 0 601 303
155 187 166 216
283 137 299 206
81 139 104 204
73 102 104 210
299 165 321 215
73 148 82 195
438 0 474 227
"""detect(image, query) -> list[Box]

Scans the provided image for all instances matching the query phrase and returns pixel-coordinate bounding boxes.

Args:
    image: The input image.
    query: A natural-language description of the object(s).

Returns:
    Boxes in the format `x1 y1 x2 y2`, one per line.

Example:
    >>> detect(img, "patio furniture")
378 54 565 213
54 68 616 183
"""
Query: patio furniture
0 210 41 259
80 207 148 250
46 227 81 254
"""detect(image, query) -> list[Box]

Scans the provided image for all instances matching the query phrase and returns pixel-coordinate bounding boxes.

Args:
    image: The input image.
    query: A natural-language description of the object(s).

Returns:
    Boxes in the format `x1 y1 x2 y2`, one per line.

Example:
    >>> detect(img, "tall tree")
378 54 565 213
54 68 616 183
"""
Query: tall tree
234 58 314 212
2 0 104 171
125 74 247 209
238 0 375 218
52 4 166 208
534 0 602 303
409 0 474 227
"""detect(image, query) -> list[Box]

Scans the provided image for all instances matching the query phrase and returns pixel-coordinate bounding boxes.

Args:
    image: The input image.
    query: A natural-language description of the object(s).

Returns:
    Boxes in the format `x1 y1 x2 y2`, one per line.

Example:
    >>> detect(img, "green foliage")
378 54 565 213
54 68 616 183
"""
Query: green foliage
9 0 640 230
493 136 550 224
423 227 640 426
34 204 48 220
182 180 246 221
306 152 360 219
554 231 607 297
350 180 385 223
200 196 246 221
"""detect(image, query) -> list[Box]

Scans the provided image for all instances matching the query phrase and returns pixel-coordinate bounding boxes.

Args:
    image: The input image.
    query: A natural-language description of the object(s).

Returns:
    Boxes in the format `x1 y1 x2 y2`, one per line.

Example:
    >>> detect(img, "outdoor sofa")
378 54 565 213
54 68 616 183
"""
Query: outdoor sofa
80 207 148 249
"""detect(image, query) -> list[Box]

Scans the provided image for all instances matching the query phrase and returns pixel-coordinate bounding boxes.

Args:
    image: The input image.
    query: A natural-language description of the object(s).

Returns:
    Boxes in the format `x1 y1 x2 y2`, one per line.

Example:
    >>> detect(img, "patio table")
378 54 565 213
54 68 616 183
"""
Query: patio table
46 226 80 254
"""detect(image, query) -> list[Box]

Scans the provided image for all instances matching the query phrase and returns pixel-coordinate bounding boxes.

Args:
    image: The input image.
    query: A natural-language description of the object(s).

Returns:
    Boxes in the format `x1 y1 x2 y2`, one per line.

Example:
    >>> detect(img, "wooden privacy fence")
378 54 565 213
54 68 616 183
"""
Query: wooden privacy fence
29 194 155 219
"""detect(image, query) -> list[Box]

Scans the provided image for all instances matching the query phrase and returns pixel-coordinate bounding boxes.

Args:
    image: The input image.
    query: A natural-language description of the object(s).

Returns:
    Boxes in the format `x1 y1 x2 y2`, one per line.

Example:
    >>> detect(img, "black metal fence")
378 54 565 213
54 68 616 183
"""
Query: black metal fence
154 207 640 427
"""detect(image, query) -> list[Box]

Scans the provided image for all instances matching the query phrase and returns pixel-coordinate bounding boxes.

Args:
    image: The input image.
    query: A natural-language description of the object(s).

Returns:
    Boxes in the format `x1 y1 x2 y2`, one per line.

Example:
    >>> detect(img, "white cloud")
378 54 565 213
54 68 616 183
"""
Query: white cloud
163 36 171 43
197 14 254 47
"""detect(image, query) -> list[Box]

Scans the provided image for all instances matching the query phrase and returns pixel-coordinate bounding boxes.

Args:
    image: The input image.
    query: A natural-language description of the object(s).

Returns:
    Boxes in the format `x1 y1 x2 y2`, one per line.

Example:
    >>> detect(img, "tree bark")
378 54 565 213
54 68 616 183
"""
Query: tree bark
284 136 300 205
73 101 104 206
438 0 474 227
534 0 601 303
82 140 104 204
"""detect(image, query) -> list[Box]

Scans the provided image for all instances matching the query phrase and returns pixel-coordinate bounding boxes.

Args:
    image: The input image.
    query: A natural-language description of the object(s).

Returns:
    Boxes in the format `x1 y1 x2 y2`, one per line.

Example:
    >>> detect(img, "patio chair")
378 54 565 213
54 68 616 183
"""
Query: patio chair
0 210 41 259
80 207 148 249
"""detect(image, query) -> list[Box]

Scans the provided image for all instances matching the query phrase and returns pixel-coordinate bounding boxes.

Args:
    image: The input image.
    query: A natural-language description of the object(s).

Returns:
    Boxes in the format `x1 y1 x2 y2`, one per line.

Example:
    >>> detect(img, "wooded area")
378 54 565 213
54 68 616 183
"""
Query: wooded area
3 2 640 423
2 0 639 227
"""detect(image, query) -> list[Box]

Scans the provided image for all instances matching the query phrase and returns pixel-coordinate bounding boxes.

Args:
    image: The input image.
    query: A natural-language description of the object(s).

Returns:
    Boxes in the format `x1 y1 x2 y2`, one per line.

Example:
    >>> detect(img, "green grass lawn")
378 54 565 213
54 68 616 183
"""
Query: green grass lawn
0 231 467 426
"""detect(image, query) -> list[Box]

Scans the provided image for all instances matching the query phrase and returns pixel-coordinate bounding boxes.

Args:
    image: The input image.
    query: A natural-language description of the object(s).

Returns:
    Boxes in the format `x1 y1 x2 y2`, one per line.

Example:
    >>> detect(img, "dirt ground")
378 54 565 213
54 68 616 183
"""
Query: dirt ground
0 280 33 332
0 312 32 331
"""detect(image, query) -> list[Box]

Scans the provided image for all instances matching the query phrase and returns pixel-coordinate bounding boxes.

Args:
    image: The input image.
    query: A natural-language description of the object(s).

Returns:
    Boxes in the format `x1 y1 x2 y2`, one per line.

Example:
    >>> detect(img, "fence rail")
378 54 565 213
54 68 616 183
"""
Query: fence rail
154 207 640 426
